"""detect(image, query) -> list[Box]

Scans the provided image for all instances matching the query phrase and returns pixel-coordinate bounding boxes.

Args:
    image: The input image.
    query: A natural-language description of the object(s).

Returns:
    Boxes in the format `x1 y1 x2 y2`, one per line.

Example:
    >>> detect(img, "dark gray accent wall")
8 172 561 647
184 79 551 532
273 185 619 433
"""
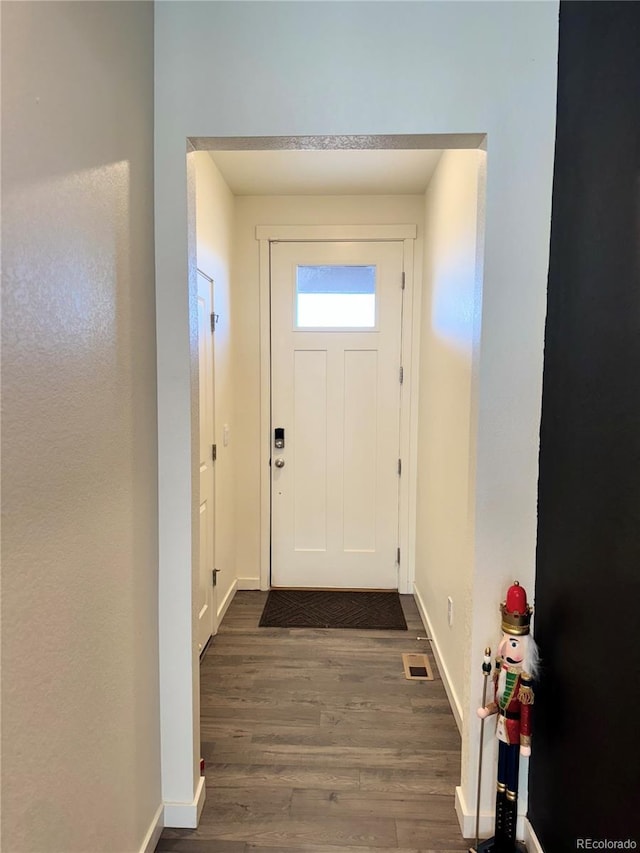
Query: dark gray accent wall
531 2 640 849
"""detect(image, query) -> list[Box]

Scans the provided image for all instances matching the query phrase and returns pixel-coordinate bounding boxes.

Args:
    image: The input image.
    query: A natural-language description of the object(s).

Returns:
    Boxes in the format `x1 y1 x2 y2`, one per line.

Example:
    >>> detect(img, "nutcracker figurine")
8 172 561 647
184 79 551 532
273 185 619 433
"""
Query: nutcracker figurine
472 581 539 853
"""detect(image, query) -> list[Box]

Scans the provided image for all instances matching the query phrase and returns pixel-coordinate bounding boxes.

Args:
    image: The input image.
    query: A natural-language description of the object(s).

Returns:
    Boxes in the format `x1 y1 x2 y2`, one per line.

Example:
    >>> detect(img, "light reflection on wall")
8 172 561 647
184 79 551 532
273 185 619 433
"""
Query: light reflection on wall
4 159 130 363
430 253 476 353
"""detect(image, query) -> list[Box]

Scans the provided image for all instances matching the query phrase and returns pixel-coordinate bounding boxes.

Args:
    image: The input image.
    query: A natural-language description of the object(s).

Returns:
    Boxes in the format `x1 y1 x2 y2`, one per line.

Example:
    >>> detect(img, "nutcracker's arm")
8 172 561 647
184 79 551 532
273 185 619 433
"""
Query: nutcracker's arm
518 671 535 756
477 701 498 719
476 656 501 719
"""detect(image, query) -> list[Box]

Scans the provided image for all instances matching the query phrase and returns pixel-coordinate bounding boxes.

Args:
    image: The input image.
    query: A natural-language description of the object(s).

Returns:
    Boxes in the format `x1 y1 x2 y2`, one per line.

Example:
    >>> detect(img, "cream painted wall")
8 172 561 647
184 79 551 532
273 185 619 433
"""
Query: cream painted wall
154 0 559 828
415 150 484 724
194 153 237 611
233 194 425 583
2 3 161 852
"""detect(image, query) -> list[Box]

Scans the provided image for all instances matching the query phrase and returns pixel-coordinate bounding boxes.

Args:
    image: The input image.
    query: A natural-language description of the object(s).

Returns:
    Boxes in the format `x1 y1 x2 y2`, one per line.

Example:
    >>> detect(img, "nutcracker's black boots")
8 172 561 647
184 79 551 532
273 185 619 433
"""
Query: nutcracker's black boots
503 792 518 849
470 787 526 853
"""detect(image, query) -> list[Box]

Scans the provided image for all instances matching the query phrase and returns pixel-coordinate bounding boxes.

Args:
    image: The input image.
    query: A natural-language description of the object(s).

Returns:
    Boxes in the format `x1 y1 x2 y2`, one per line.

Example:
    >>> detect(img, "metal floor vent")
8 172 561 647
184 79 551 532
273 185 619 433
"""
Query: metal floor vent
402 653 435 681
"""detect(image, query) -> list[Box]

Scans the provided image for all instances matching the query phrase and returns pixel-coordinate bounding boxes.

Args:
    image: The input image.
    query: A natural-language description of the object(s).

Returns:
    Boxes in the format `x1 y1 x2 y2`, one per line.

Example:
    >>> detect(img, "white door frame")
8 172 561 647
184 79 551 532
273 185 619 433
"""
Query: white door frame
257 224 419 594
196 268 217 651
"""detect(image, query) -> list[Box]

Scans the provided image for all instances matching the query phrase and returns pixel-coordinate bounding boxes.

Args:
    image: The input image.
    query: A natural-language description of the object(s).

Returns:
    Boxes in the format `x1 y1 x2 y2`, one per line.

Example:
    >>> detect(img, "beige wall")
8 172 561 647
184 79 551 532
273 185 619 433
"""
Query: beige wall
194 153 237 610
1 3 161 851
233 195 425 583
414 150 485 724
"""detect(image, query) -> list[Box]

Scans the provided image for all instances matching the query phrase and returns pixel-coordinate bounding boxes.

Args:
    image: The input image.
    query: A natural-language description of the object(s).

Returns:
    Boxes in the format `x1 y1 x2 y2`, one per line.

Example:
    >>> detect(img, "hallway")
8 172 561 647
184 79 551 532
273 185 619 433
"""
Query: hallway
156 592 468 852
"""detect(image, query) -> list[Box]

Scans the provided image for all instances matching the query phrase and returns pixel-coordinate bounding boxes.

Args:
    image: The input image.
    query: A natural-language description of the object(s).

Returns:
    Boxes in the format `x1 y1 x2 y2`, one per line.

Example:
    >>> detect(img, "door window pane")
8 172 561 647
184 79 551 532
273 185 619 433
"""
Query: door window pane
296 265 376 328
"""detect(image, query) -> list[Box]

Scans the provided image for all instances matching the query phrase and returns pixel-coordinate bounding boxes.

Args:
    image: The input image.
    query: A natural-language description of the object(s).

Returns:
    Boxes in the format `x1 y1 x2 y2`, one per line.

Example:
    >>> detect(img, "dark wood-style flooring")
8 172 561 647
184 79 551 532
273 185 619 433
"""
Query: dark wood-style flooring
156 591 469 853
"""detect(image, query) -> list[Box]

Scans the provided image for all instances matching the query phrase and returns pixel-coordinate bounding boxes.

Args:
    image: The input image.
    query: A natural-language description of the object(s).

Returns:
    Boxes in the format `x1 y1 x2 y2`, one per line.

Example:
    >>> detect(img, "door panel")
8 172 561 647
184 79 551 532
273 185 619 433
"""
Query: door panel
293 349 327 551
343 349 378 552
270 241 404 589
197 271 216 651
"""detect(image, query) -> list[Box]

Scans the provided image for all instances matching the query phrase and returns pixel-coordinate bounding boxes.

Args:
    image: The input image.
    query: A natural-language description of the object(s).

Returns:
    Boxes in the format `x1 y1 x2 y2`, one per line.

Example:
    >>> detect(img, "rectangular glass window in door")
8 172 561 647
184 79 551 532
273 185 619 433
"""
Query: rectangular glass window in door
296 265 376 329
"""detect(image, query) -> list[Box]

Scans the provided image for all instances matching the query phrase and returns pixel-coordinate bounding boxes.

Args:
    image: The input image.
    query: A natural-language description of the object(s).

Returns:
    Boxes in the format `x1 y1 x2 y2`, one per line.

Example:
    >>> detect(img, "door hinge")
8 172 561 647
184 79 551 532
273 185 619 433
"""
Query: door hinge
212 568 220 587
210 312 219 333
398 458 402 476
397 547 401 565
399 366 404 384
401 271 406 290
212 444 217 462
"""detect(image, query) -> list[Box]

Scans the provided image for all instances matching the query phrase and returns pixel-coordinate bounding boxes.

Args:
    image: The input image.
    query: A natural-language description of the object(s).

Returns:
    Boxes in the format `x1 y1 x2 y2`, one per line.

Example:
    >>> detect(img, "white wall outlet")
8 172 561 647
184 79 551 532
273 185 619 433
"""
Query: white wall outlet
447 596 454 627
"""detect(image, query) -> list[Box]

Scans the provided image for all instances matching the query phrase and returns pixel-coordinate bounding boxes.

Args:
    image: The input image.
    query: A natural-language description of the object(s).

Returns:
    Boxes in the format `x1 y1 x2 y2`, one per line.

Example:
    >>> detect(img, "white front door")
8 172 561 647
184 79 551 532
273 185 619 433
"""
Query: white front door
197 270 216 651
270 240 404 589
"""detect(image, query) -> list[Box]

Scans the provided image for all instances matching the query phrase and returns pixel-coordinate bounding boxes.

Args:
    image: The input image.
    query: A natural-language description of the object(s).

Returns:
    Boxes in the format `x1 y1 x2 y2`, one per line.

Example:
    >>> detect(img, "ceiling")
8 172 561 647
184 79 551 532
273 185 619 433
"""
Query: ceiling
208 149 444 196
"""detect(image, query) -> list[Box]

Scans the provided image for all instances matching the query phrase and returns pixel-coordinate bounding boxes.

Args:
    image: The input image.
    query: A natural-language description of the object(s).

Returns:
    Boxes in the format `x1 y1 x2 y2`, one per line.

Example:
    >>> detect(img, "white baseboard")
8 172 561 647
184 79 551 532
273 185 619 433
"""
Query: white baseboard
238 576 260 590
524 818 545 852
455 785 495 839
138 803 164 853
455 785 526 842
412 582 463 733
217 578 238 624
163 775 206 828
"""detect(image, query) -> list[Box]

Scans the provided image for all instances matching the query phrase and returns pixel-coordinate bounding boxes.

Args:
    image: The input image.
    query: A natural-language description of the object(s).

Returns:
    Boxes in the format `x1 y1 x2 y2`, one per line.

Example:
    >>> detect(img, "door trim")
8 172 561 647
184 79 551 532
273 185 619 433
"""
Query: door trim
196 268 217 649
256 224 417 242
257 224 419 593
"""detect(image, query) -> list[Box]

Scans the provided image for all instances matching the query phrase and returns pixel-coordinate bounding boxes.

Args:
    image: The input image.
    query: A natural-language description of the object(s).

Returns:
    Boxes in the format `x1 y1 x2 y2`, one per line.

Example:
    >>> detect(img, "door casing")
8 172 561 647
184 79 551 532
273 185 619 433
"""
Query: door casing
257 223 419 593
196 268 217 651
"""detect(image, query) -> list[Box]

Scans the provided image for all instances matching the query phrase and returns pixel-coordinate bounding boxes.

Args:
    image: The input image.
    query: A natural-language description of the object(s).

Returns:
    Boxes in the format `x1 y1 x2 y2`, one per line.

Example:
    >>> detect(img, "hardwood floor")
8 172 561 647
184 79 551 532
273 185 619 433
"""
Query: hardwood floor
156 591 470 853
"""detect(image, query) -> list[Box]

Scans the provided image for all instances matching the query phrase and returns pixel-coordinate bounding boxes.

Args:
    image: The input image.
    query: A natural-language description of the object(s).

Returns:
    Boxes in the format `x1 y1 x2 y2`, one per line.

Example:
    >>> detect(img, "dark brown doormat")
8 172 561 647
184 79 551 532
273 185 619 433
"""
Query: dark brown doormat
259 589 408 630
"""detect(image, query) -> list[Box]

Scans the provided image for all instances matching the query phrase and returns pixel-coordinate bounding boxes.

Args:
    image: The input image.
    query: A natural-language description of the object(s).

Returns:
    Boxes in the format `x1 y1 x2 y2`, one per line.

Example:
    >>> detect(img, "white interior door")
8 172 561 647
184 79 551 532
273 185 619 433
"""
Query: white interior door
270 240 404 589
197 271 216 651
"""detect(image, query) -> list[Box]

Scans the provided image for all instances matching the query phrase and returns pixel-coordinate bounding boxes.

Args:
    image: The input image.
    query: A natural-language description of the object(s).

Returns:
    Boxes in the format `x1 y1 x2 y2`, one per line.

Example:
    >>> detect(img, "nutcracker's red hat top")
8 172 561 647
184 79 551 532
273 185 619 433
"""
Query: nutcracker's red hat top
500 580 533 635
